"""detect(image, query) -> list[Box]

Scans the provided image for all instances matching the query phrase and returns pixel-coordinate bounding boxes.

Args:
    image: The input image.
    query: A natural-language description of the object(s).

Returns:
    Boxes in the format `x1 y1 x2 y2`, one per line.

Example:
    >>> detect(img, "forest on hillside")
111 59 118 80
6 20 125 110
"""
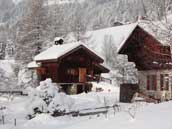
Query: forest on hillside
0 0 172 89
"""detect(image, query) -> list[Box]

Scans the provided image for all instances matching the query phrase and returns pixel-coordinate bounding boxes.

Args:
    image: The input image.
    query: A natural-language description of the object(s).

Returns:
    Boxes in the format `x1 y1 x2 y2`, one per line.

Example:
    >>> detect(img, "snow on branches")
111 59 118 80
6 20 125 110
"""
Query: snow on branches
26 79 75 119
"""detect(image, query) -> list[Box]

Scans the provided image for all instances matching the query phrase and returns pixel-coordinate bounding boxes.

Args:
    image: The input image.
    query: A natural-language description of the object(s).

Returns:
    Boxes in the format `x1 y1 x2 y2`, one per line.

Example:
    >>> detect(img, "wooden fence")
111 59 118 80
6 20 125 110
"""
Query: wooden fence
52 104 121 117
99 77 112 84
0 90 27 96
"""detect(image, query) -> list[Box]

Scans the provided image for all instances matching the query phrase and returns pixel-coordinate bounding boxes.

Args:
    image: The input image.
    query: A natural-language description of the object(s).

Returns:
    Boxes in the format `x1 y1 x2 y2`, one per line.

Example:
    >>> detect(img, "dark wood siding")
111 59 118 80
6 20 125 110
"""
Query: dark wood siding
35 46 109 86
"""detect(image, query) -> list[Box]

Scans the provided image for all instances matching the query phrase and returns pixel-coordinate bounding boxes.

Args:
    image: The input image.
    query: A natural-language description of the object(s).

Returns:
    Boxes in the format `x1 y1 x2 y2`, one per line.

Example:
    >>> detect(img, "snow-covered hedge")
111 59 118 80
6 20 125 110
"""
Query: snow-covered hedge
26 79 75 119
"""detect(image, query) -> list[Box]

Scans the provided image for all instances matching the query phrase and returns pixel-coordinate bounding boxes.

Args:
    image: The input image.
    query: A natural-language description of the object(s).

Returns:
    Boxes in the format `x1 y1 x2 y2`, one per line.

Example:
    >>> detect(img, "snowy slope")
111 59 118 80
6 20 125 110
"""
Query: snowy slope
1 94 172 129
25 101 172 129
0 88 118 129
55 102 172 129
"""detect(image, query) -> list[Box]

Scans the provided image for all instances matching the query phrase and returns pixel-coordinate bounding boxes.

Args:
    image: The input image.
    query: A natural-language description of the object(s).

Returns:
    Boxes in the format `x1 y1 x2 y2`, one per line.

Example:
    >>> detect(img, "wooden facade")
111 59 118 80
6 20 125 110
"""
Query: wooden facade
118 25 172 101
35 45 109 94
119 26 172 70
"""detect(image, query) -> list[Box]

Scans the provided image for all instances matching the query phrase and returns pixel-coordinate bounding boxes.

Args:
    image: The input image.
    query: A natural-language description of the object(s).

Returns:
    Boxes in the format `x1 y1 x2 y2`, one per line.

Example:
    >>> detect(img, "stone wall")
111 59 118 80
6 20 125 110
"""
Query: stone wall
66 84 78 95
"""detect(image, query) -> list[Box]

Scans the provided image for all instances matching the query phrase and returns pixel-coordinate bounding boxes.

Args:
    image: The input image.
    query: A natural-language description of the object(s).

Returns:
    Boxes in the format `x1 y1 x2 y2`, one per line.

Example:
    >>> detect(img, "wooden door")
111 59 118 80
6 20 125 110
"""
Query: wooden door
79 68 86 82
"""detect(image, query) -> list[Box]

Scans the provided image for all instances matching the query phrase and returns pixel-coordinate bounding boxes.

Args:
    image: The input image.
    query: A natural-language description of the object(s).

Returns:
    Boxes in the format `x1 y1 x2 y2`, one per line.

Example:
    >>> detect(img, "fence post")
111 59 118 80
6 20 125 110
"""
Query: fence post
2 115 4 125
113 105 116 117
42 105 44 112
103 97 108 118
14 118 16 126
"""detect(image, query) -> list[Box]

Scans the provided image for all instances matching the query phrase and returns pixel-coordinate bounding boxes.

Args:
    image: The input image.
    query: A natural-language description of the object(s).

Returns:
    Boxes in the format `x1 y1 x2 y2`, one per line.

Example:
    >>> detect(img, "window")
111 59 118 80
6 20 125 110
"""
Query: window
147 75 157 90
160 74 169 91
67 68 78 76
164 74 169 90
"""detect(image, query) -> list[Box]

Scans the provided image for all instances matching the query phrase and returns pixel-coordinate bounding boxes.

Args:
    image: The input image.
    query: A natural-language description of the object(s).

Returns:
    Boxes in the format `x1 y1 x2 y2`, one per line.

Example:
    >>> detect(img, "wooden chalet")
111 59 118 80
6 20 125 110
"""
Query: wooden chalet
118 24 172 102
118 25 172 70
28 39 109 94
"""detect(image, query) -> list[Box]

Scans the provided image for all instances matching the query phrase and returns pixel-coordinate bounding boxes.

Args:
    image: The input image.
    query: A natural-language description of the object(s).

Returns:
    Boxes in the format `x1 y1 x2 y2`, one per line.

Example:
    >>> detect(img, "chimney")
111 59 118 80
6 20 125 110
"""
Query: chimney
54 37 64 45
112 21 123 27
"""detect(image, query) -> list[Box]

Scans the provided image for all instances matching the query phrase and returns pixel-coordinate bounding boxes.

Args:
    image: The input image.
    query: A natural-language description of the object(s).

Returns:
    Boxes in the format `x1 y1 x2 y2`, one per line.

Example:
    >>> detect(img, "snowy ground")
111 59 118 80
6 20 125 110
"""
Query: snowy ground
0 83 119 129
0 85 172 129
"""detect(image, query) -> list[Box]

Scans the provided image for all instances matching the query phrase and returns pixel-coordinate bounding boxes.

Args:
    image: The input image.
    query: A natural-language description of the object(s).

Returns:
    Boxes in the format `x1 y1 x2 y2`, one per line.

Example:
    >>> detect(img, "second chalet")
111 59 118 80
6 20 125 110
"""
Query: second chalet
28 38 109 94
117 23 172 102
85 22 172 102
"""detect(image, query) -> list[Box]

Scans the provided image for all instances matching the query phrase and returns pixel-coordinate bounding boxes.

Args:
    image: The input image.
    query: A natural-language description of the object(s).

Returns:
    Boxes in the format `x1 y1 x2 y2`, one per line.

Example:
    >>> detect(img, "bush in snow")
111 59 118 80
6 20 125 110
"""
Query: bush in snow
37 79 58 105
26 78 75 119
17 67 38 89
48 92 75 116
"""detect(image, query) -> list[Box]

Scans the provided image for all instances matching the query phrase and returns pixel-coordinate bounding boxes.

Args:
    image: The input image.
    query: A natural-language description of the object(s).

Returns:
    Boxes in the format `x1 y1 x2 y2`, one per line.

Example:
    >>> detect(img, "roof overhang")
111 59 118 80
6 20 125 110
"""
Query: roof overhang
117 25 172 70
93 63 110 73
117 24 138 54
27 61 41 69
35 44 104 63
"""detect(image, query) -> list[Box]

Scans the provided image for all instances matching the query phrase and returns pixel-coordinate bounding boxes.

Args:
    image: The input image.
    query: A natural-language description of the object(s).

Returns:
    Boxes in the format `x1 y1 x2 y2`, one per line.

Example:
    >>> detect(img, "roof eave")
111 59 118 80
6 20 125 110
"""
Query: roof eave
117 24 138 54
35 44 104 63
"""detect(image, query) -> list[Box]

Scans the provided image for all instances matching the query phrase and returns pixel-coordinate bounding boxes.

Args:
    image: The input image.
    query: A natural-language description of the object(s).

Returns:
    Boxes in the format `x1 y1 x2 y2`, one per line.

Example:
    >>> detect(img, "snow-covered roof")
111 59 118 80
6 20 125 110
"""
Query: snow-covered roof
27 61 41 68
34 42 103 62
86 23 138 55
34 23 138 62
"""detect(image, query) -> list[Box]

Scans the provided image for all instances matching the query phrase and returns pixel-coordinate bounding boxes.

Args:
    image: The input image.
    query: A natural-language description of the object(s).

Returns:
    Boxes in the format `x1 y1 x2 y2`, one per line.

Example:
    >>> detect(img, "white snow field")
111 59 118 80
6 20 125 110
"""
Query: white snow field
0 80 119 129
0 82 172 129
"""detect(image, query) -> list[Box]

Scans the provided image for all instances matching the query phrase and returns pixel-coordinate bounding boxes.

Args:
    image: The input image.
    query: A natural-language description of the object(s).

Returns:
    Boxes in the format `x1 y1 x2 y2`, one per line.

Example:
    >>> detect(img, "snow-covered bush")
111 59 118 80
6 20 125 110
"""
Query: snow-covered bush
18 68 38 88
37 79 59 105
48 92 75 116
26 79 75 119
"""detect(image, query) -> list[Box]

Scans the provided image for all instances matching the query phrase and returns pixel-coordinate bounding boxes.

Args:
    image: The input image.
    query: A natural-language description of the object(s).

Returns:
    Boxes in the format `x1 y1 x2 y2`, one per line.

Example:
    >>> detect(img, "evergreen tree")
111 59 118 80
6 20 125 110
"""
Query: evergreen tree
15 0 49 64
70 1 87 41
